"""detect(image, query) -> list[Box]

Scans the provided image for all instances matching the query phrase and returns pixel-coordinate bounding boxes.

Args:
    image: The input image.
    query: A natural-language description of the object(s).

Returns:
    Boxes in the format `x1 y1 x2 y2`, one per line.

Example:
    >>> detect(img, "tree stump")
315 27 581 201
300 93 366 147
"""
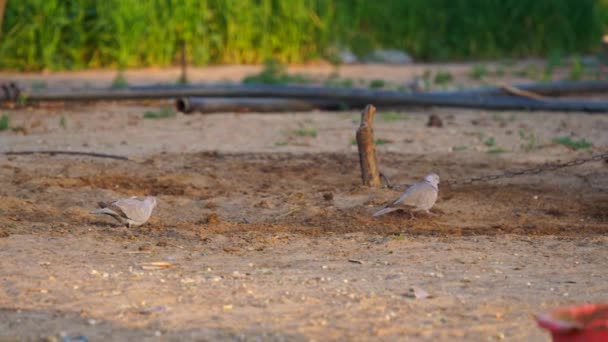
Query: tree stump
356 104 381 187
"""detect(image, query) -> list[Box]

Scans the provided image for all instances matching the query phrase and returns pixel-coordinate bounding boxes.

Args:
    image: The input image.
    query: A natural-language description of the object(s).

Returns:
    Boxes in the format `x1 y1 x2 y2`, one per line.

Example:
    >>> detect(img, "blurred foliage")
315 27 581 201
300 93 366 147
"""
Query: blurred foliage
0 0 605 70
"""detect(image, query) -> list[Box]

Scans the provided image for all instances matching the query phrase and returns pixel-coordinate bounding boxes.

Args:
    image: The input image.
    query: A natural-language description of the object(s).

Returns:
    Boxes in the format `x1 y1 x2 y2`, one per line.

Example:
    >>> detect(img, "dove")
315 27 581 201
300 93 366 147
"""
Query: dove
90 196 157 228
373 173 439 218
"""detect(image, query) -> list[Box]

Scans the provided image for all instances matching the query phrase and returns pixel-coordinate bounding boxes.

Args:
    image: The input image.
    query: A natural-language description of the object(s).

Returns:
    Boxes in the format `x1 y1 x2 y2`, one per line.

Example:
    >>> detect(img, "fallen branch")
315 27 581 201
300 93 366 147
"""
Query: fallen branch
356 105 381 187
4 150 130 161
453 80 608 97
498 83 546 100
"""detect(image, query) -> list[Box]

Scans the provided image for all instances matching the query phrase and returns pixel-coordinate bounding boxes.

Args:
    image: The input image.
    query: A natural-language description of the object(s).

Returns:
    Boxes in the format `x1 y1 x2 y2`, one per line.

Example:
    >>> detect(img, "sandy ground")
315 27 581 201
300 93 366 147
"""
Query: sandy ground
0 65 608 341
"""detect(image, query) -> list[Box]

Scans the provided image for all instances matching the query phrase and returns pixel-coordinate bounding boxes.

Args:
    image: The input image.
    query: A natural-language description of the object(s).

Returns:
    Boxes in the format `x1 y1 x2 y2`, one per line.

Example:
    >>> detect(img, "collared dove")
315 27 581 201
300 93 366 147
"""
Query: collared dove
90 196 157 228
373 173 439 218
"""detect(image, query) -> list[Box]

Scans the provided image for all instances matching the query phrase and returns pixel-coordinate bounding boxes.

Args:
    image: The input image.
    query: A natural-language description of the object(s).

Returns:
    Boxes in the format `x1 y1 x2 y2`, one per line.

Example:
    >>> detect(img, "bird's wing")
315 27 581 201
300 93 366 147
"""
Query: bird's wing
388 183 424 208
92 200 128 219
113 198 150 222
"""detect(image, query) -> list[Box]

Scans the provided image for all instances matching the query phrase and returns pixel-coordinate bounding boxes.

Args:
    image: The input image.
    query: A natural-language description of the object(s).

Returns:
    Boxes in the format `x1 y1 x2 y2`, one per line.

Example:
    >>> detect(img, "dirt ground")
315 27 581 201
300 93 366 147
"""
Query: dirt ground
0 65 608 341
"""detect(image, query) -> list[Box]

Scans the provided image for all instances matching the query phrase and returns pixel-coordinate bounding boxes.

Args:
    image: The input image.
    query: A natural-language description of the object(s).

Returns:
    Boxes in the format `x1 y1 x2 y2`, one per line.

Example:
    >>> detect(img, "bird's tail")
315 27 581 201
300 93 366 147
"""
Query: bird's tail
90 207 116 216
373 206 398 217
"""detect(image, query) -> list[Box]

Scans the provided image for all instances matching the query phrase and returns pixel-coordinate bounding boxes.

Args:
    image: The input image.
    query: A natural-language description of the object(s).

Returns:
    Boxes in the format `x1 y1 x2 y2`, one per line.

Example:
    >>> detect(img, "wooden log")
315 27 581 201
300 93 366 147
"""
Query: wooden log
356 105 381 187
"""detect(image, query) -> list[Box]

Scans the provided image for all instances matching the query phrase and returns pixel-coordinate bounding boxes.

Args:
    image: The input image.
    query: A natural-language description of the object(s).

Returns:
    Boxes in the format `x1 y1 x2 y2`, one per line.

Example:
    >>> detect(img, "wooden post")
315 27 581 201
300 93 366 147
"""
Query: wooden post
0 0 6 38
356 104 381 187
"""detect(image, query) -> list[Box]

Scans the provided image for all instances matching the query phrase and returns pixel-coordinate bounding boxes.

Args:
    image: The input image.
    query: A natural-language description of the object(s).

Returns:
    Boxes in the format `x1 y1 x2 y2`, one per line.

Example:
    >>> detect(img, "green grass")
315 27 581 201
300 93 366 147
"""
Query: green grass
487 148 507 154
0 1 604 71
434 71 453 85
378 111 409 122
522 64 542 80
143 107 175 119
324 77 354 88
519 130 537 152
243 59 311 85
492 113 516 124
111 71 129 89
275 141 288 146
452 145 467 151
553 136 592 150
369 79 386 89
0 114 9 131
568 56 584 81
291 128 318 138
543 50 563 80
484 137 496 147
494 66 505 77
59 116 67 129
470 65 488 80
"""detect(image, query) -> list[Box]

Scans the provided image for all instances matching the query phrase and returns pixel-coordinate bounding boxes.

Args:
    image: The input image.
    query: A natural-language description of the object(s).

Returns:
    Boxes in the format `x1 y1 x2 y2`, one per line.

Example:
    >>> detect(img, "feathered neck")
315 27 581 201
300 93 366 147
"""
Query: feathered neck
423 179 439 191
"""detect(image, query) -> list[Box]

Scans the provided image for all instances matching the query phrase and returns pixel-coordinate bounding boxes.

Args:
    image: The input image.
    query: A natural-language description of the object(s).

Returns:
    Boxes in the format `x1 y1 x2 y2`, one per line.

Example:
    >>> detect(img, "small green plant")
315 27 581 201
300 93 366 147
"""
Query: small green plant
421 70 433 90
378 111 409 122
491 113 504 123
324 76 354 88
11 126 26 133
17 95 28 106
494 66 505 77
392 233 405 240
31 80 47 90
452 145 467 151
275 141 288 146
292 128 317 137
434 70 453 85
59 116 67 129
568 56 584 81
484 137 496 147
369 79 386 89
525 64 541 79
487 147 507 154
112 71 129 89
515 64 541 79
143 107 175 119
543 51 560 81
553 136 592 150
519 130 537 152
0 114 9 131
491 113 516 125
243 59 310 85
470 65 487 80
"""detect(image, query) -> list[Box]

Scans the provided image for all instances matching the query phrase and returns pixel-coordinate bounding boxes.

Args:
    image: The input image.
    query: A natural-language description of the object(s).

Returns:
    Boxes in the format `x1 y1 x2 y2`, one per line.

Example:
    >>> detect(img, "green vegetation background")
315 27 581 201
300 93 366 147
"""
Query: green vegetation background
1 0 607 71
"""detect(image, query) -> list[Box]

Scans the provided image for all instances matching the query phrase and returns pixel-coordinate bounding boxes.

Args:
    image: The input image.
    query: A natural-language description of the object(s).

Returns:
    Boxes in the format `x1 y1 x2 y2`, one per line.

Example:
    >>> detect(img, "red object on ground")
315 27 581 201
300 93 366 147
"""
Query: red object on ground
536 304 608 342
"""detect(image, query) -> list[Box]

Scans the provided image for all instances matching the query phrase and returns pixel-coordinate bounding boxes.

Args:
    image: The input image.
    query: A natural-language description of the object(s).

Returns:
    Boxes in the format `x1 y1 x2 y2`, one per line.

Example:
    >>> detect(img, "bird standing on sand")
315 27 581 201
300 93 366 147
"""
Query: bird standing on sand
90 196 157 228
373 173 439 218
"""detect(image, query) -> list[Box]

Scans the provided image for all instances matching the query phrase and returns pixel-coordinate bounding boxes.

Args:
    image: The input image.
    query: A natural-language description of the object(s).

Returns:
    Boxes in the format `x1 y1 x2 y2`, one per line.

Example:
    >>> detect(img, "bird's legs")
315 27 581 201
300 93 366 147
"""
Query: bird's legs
425 210 438 217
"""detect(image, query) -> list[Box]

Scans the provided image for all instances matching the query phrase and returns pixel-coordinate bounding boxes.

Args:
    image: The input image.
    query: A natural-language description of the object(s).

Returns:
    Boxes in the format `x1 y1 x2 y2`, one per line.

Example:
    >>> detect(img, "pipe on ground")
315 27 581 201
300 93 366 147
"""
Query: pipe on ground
175 97 346 113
